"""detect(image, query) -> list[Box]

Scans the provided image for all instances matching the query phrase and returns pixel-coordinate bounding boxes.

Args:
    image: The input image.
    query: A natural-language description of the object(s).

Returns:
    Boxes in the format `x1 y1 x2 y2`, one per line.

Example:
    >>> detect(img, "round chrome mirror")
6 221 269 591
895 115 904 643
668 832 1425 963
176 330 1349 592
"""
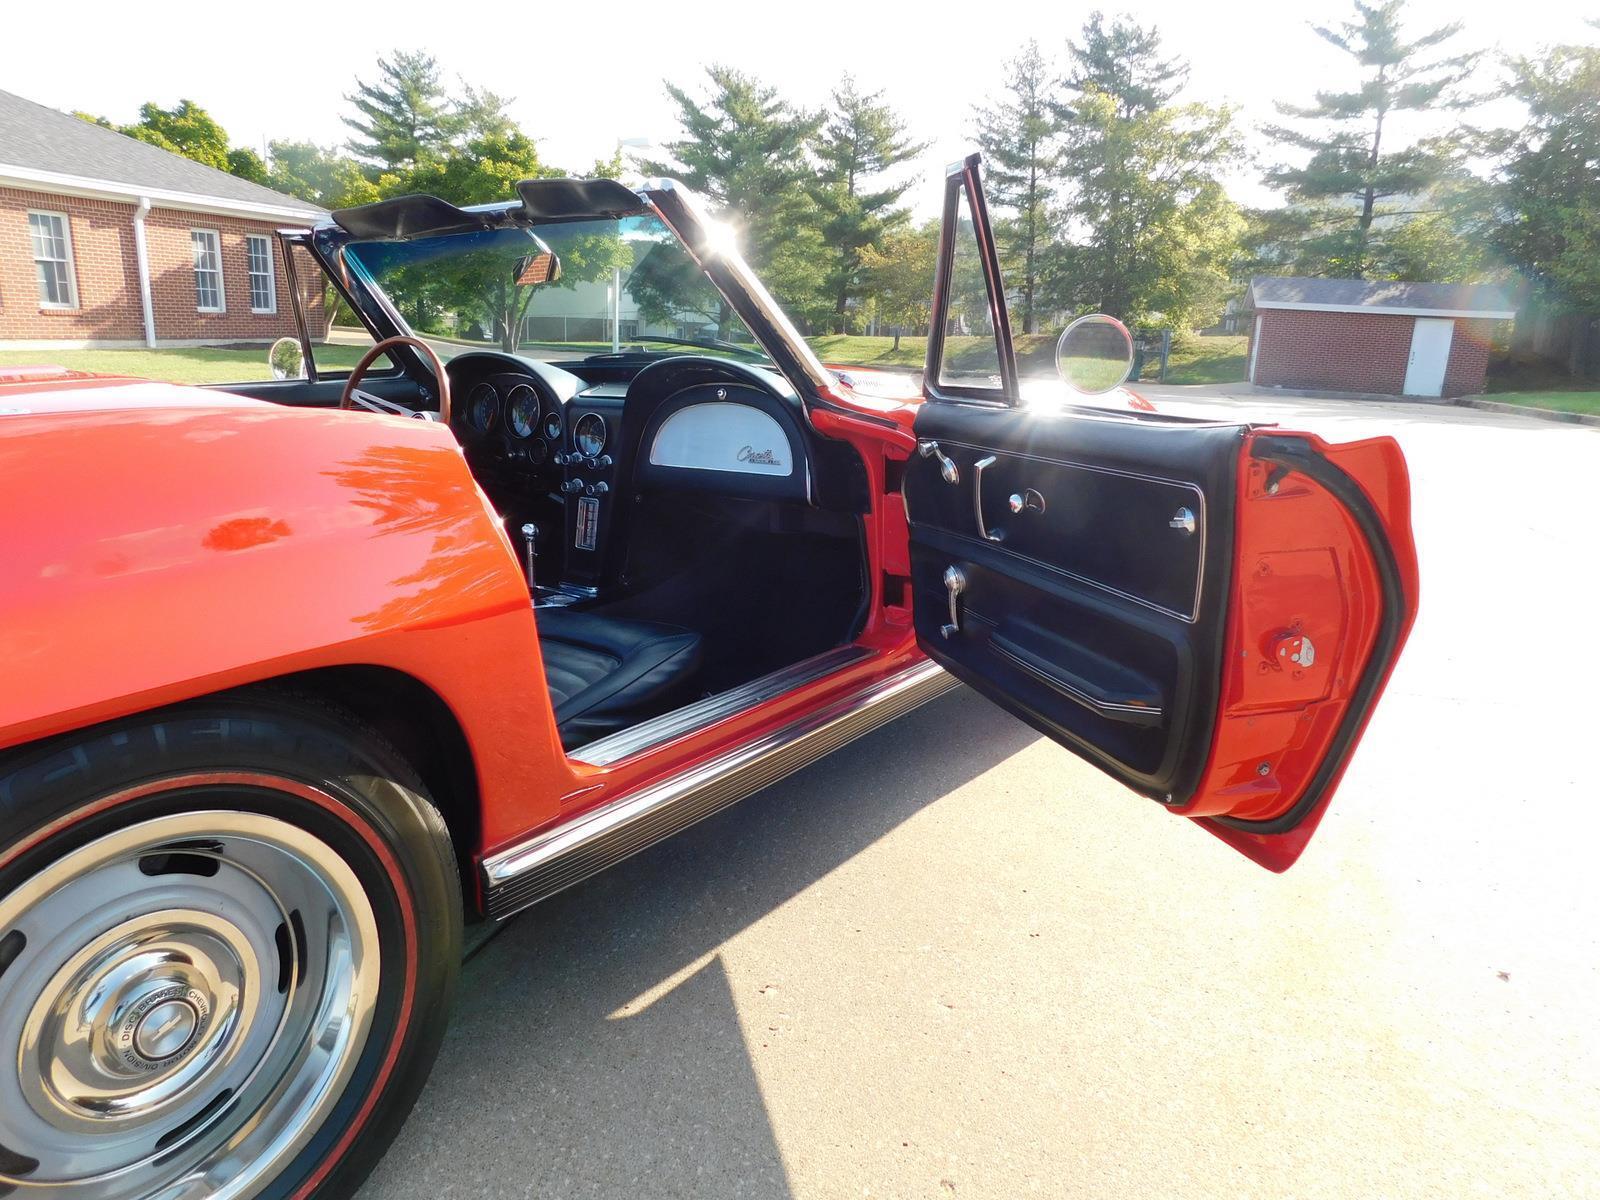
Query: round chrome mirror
1055 314 1135 395
268 336 306 381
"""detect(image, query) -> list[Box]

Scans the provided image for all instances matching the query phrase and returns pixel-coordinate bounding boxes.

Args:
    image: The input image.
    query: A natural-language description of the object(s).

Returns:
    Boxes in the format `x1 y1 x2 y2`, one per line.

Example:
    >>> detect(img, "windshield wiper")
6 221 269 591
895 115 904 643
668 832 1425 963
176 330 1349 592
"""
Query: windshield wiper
584 336 768 362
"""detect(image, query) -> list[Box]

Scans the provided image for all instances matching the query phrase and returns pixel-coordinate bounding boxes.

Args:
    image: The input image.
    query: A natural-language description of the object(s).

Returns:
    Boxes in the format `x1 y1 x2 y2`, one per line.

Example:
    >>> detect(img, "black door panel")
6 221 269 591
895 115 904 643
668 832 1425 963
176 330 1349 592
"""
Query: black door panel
908 401 1246 802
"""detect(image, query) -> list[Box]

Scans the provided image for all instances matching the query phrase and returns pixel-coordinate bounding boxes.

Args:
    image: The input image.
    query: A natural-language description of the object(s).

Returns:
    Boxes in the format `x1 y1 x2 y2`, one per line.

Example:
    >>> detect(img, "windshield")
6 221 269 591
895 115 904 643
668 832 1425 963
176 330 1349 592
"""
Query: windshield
341 214 771 366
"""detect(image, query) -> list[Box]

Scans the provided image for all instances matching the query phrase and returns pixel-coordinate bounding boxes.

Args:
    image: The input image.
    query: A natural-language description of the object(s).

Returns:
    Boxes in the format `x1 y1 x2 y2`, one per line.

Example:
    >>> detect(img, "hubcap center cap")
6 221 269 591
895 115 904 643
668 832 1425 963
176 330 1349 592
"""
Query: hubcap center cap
131 997 200 1064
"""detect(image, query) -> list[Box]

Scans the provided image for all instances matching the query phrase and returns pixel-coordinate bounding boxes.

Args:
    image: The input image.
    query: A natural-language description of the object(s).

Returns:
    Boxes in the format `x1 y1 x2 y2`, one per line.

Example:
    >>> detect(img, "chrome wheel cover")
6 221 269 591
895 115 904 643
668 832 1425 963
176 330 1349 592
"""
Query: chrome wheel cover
0 806 381 1199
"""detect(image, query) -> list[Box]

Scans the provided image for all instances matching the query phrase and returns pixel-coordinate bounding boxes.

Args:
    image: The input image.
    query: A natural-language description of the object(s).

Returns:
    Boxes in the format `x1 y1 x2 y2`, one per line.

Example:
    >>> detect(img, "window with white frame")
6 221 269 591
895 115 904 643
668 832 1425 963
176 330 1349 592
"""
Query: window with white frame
191 229 224 312
28 211 78 309
246 234 276 313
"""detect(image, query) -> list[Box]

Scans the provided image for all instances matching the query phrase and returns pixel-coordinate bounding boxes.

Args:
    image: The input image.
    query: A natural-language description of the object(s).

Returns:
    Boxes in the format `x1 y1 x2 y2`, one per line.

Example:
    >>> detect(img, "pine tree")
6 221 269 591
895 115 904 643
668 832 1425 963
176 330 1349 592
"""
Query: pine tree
1052 15 1243 328
343 51 455 172
814 76 926 331
973 41 1059 334
1263 1 1479 277
1065 12 1188 119
635 68 829 329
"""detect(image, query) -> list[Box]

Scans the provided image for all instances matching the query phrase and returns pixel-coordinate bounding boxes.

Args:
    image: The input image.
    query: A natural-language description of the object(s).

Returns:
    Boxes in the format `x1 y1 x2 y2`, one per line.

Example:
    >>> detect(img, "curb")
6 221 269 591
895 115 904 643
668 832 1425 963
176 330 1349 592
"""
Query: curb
1456 396 1600 428
1247 384 1454 405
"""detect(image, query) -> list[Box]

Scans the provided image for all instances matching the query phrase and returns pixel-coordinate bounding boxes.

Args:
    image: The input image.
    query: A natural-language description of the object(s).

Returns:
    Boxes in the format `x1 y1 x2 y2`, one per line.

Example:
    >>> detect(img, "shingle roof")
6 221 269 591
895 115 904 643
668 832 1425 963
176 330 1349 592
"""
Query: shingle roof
0 89 323 218
1250 275 1516 317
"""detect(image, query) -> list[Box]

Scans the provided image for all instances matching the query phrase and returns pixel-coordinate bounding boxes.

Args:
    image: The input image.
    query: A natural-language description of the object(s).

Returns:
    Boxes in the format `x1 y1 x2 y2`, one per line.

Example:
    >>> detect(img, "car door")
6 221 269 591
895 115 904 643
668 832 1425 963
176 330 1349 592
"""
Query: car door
903 155 1419 871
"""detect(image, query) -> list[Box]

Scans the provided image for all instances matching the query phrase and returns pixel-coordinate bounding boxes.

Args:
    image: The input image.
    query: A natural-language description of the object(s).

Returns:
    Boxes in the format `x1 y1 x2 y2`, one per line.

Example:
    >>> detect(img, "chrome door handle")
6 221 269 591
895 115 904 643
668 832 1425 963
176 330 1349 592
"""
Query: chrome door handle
973 455 1002 542
918 439 959 484
941 566 966 638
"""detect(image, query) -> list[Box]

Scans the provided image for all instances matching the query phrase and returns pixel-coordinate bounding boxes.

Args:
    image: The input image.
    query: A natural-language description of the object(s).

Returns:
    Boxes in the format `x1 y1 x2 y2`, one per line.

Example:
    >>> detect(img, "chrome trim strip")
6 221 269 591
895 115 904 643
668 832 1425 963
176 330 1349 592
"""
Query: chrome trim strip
912 438 1208 623
482 659 956 920
572 644 875 767
988 635 1164 721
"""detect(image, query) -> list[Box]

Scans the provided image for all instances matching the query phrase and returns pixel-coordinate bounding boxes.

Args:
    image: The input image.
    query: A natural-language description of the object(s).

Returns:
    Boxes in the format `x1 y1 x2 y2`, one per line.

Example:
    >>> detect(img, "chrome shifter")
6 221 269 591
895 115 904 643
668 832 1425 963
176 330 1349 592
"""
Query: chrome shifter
519 522 539 586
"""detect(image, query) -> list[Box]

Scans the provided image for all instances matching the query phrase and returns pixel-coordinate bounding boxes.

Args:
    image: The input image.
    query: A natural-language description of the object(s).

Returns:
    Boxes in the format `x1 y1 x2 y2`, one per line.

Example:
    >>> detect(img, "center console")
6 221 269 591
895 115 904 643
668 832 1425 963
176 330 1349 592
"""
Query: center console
550 391 624 593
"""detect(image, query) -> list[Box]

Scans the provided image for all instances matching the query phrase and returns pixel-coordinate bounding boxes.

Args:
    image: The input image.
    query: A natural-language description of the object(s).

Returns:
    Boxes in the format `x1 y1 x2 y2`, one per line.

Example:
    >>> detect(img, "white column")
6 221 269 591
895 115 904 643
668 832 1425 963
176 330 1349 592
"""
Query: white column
131 197 157 348
611 265 622 353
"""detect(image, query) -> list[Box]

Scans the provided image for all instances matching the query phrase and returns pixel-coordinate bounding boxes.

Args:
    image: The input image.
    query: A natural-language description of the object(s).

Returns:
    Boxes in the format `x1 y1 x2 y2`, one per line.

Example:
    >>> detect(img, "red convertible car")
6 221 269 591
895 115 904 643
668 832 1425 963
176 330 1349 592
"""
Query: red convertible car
0 157 1417 1199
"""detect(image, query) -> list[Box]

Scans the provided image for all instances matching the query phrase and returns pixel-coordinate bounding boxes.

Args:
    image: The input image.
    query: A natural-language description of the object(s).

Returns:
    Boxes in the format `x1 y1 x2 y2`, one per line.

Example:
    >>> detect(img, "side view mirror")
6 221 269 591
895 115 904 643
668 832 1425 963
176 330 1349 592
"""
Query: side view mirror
268 336 306 381
1056 314 1134 395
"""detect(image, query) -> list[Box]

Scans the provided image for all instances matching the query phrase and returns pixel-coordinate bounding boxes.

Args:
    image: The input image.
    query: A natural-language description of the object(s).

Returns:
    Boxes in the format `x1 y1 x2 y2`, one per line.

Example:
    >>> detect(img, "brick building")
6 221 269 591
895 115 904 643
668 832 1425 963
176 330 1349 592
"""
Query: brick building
1247 276 1516 398
0 89 329 349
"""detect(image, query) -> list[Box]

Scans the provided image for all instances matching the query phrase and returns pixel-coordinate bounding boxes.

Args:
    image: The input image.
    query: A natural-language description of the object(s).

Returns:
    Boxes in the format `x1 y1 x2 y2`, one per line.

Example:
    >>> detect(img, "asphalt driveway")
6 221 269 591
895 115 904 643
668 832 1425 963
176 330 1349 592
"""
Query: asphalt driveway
359 388 1600 1199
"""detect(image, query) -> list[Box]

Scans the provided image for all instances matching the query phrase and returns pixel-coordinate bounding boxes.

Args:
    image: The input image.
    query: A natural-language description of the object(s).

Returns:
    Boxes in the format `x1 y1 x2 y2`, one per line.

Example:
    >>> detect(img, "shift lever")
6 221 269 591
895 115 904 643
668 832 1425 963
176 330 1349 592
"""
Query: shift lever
519 521 539 586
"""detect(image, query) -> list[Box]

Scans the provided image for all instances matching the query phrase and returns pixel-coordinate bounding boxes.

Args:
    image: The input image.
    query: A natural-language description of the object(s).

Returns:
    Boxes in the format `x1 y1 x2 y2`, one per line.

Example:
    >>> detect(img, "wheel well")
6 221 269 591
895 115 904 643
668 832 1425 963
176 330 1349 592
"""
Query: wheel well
0 666 487 918
248 666 484 915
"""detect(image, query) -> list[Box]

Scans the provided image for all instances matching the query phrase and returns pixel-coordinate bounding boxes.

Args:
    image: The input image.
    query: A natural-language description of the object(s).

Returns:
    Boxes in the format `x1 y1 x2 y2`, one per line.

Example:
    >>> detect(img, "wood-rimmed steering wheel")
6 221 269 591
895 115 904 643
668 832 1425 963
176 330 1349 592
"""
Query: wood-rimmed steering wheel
339 336 453 424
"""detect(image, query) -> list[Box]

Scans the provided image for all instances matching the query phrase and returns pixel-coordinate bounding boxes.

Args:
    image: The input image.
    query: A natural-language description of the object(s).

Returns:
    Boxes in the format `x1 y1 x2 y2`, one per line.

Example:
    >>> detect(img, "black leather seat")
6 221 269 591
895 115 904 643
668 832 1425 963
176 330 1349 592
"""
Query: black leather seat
536 609 703 748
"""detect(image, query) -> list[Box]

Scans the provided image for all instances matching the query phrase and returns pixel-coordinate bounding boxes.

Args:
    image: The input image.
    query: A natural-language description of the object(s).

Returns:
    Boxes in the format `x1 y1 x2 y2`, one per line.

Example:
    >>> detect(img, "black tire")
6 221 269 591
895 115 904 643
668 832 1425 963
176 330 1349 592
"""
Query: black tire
0 691 461 1200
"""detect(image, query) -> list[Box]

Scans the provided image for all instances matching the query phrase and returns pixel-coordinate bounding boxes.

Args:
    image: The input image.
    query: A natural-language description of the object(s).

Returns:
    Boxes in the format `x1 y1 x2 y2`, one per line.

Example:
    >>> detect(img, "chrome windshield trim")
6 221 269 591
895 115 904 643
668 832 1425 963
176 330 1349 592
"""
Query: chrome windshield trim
641 180 837 400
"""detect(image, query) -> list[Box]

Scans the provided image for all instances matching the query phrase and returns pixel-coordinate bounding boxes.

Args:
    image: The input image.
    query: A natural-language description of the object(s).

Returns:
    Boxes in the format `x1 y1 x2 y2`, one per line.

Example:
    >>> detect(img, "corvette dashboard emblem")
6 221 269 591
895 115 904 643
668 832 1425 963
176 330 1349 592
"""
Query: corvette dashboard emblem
738 445 780 466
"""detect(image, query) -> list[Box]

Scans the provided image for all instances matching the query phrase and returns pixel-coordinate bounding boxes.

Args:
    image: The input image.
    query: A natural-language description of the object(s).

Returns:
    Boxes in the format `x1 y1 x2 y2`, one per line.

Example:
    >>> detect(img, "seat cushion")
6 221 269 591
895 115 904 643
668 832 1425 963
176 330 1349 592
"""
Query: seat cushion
537 609 703 747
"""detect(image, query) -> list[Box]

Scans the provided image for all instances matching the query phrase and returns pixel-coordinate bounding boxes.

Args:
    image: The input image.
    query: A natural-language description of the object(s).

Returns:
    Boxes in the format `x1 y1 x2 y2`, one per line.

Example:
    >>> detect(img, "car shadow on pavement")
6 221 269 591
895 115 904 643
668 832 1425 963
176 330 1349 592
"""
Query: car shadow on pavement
357 686 1038 1200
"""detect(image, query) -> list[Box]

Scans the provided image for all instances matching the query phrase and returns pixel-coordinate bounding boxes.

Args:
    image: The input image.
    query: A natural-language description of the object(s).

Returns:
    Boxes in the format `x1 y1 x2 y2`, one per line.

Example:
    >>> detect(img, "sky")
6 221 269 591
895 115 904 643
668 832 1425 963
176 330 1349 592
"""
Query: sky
7 0 1594 216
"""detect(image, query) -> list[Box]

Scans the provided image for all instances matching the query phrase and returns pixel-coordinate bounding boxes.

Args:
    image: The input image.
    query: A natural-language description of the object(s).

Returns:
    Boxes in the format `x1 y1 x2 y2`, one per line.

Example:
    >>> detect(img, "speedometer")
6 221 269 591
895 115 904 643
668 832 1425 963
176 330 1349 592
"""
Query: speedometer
573 413 607 458
466 383 498 433
506 384 539 439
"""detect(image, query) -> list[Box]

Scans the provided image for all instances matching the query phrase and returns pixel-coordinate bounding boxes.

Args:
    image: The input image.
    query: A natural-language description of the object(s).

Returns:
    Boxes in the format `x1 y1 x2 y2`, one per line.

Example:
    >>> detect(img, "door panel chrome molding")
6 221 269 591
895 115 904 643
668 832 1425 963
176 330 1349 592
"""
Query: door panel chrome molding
483 659 957 921
572 645 875 767
905 437 1208 624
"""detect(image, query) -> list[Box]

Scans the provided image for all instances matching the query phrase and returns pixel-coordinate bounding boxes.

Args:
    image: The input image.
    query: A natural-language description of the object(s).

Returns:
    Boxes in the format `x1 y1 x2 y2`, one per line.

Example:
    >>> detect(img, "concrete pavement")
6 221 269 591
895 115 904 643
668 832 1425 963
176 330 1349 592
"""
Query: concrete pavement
359 389 1600 1199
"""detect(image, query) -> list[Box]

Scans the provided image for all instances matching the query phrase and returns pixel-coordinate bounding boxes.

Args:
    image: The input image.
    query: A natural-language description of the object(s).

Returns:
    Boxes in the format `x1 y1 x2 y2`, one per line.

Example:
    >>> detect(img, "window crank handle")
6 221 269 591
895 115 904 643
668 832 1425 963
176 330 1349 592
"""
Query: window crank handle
941 566 967 638
918 440 960 484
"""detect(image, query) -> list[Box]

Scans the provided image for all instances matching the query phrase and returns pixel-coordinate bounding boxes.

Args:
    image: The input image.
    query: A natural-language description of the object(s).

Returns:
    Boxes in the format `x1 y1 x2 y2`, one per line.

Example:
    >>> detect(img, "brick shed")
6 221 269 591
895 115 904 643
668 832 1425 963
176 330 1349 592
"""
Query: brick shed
0 89 328 350
1247 275 1516 398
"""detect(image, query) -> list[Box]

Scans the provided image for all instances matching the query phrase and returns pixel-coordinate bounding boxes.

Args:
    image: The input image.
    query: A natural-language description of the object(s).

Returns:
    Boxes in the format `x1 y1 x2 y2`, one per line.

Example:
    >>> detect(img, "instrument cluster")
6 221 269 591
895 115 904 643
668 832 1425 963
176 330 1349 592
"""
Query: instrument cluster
461 375 564 466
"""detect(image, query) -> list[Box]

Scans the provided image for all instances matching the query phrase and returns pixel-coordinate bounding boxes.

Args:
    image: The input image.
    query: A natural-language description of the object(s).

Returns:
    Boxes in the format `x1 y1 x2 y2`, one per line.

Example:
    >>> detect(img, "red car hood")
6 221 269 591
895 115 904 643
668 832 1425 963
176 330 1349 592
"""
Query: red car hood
0 370 265 417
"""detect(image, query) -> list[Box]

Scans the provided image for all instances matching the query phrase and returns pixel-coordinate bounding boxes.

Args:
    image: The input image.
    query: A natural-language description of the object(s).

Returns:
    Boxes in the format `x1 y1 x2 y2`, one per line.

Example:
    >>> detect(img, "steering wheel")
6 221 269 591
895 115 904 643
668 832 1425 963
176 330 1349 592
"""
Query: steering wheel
339 336 452 424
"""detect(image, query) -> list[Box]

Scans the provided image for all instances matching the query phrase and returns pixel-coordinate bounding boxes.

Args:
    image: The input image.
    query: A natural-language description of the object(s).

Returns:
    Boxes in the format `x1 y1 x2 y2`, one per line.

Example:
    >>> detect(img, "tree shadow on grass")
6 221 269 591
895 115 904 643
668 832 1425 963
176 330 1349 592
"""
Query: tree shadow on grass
359 687 1038 1199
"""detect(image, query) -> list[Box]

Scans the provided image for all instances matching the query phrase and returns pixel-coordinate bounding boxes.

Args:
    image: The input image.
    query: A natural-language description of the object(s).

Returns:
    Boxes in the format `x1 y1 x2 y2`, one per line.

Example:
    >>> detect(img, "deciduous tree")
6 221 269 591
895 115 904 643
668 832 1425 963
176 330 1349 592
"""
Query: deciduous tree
859 219 941 348
1490 35 1600 374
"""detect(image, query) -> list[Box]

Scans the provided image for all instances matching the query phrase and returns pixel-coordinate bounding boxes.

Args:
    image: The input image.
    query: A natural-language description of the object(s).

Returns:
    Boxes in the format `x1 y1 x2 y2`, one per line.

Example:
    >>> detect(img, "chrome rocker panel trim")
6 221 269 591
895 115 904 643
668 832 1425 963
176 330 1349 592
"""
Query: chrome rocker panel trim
482 658 957 921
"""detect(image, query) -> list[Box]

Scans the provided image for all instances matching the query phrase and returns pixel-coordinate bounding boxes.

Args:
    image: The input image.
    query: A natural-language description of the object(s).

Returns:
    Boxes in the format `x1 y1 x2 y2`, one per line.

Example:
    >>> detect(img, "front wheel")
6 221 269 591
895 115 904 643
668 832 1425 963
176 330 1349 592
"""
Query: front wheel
0 696 461 1199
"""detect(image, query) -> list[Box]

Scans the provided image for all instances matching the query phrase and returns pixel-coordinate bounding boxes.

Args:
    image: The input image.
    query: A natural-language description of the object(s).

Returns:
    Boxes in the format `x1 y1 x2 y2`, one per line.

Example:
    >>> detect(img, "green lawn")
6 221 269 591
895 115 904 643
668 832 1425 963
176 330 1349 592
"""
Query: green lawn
1147 335 1249 386
0 344 370 386
1481 391 1600 416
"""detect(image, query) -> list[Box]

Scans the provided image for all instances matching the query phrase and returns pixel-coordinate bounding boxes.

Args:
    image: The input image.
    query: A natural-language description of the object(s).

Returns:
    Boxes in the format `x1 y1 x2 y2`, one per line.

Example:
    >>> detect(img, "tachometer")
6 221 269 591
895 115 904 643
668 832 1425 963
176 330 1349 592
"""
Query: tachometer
507 384 539 439
573 413 607 458
466 383 498 433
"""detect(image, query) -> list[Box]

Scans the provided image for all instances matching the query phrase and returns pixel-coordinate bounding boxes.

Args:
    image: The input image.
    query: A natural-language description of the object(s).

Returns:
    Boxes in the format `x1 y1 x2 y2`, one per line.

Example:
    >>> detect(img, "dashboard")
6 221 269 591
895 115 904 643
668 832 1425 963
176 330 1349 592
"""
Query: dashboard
444 351 845 594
